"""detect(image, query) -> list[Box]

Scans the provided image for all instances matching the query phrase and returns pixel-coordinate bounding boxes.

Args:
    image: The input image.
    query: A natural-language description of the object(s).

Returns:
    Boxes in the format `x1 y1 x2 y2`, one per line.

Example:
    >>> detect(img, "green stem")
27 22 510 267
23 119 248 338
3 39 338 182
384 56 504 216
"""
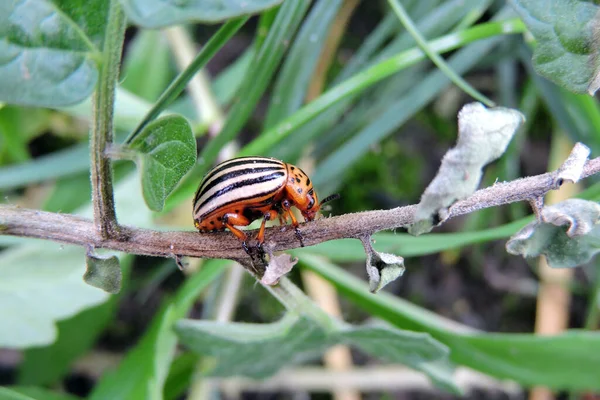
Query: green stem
387 0 495 107
90 0 126 238
239 18 524 157
124 17 248 145
267 277 339 331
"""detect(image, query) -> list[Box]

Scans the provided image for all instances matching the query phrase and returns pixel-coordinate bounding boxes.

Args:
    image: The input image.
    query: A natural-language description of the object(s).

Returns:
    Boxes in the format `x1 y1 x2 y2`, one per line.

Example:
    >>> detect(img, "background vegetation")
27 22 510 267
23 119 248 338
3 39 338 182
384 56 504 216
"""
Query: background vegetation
1 0 599 399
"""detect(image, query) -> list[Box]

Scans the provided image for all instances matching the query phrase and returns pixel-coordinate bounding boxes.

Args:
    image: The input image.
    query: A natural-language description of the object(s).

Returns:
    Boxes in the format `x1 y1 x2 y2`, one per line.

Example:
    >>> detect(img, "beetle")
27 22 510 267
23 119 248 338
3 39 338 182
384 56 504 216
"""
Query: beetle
193 156 338 252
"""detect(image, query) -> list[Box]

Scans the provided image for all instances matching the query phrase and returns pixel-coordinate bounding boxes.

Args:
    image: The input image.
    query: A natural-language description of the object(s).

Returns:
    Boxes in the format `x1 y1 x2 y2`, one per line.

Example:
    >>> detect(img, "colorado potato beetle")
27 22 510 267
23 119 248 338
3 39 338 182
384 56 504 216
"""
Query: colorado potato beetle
193 156 338 252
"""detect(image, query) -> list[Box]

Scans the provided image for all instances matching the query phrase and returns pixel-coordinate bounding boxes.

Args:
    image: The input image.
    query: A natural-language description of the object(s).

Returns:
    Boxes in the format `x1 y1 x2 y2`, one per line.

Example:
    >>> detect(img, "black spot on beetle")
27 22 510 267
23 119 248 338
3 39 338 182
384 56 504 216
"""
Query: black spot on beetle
217 216 222 221
290 166 295 170
295 177 301 183
210 221 215 225
306 177 311 185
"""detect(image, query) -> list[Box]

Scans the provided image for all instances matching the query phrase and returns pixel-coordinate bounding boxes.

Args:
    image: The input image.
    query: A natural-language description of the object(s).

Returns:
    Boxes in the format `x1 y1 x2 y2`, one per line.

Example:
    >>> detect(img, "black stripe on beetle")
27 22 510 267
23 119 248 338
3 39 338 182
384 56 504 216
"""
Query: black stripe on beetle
197 187 282 220
194 169 285 214
197 166 285 201
195 172 286 217
194 158 283 201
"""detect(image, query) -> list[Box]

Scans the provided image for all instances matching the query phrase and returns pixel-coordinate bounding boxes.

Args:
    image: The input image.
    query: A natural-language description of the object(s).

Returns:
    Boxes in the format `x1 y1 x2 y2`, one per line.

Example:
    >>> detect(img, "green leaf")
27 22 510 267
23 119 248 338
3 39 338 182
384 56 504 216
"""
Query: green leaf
302 255 600 390
129 115 196 212
0 243 109 348
341 324 456 393
525 55 600 154
0 171 152 349
176 313 458 393
120 0 283 28
18 256 128 385
89 261 226 400
506 199 600 268
83 253 122 294
0 387 78 400
0 0 100 107
511 0 600 95
52 0 111 48
121 30 173 102
408 103 524 235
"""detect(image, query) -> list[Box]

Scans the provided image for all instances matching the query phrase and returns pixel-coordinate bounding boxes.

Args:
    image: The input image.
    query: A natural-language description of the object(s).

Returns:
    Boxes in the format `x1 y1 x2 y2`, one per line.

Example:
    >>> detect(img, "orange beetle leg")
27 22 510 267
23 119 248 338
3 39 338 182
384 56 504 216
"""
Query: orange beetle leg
257 210 278 246
222 213 251 252
278 213 288 226
281 200 305 247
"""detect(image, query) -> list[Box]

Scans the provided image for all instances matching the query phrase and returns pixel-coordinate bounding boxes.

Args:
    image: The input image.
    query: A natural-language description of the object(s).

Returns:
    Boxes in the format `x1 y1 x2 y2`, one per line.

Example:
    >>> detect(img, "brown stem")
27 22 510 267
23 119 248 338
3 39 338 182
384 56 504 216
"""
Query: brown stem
2 157 600 265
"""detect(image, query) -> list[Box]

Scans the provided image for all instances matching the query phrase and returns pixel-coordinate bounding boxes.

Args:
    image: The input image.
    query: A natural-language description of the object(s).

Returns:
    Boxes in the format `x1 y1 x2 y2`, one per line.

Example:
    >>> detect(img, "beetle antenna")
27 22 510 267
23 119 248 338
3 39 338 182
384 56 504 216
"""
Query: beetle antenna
321 193 341 205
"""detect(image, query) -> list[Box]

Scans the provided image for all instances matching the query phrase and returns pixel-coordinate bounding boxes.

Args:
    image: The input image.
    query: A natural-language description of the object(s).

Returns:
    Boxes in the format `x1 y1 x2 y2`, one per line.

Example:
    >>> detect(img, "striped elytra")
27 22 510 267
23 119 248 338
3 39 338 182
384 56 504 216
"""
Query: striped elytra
193 156 321 248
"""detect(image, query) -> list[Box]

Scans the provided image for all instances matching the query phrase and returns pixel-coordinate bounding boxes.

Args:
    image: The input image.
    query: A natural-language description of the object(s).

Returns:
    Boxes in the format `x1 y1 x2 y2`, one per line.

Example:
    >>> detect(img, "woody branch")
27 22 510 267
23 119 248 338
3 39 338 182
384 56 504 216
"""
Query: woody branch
2 156 600 265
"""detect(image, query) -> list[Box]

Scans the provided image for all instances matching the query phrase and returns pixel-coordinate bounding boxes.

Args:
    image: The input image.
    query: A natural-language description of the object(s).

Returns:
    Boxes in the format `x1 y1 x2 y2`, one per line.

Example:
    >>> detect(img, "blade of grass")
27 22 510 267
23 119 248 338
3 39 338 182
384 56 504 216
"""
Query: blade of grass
124 18 248 145
386 0 494 106
165 18 525 210
263 0 343 128
301 255 600 390
0 130 129 191
275 0 482 162
197 0 311 166
312 67 426 158
313 28 518 189
240 18 525 157
452 0 492 31
299 217 531 262
212 48 254 106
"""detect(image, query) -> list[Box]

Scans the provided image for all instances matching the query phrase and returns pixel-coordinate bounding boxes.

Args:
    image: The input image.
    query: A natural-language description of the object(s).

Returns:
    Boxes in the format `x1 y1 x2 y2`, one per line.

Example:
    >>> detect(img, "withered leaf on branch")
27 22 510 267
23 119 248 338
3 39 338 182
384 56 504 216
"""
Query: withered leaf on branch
506 199 600 268
408 103 524 235
361 236 405 293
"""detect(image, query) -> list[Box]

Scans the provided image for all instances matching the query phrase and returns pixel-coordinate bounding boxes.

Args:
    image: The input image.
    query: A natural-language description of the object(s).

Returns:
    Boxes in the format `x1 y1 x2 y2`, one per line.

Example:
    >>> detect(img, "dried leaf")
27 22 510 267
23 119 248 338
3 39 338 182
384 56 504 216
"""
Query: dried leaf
409 103 524 235
261 253 298 286
555 142 590 185
506 199 600 268
361 236 405 293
